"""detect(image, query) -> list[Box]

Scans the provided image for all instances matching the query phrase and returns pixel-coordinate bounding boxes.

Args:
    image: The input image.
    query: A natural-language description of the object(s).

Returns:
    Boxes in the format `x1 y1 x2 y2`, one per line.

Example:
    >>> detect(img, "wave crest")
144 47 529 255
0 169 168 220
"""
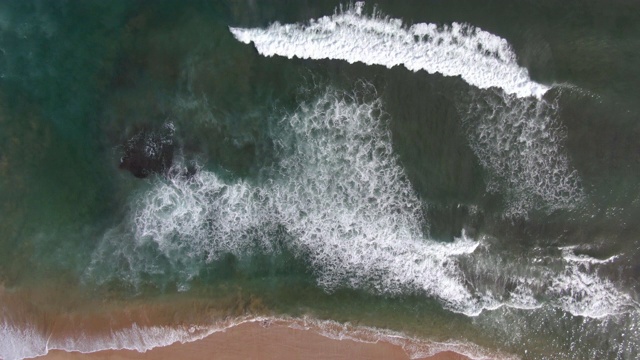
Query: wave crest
230 2 549 98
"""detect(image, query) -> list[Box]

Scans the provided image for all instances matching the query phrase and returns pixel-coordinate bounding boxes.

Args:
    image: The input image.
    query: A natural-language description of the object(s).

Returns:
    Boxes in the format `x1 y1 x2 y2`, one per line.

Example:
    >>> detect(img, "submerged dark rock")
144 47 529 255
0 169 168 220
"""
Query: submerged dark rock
119 123 175 178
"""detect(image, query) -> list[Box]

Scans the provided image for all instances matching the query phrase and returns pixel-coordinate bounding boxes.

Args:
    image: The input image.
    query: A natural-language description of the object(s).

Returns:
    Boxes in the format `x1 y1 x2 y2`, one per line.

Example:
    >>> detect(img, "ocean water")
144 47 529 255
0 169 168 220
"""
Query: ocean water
1 1 640 359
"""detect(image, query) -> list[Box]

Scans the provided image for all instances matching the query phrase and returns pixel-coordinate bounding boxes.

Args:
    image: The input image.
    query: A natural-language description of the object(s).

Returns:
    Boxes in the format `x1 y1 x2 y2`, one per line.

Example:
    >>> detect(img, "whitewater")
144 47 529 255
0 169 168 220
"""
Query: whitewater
85 84 635 321
2 1 640 359
230 2 549 99
75 3 639 358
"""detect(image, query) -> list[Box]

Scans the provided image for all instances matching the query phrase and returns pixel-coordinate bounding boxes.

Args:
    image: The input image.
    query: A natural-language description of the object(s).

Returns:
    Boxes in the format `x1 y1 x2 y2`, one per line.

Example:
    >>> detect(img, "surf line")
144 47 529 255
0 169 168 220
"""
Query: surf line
229 1 549 99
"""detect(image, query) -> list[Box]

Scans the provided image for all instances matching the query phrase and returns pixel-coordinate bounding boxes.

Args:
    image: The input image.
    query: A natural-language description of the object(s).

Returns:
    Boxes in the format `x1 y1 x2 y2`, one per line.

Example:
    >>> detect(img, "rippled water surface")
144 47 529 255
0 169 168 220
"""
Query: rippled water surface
1 1 640 359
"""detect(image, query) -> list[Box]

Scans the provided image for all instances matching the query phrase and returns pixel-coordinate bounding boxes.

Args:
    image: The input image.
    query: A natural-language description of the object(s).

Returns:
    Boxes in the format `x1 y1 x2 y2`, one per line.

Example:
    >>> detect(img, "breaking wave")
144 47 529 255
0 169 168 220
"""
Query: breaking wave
86 84 635 322
230 2 549 98
461 242 637 319
88 84 483 313
227 1 582 216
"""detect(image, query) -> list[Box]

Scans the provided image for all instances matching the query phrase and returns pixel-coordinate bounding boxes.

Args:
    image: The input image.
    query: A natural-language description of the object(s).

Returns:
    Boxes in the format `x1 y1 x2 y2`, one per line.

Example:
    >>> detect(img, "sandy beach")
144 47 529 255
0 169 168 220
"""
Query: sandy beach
36 320 471 360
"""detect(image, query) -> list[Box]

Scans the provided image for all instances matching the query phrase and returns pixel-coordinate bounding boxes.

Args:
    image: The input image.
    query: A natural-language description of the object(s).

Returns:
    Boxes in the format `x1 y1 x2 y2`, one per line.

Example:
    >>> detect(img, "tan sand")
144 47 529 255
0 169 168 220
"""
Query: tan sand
36 320 471 360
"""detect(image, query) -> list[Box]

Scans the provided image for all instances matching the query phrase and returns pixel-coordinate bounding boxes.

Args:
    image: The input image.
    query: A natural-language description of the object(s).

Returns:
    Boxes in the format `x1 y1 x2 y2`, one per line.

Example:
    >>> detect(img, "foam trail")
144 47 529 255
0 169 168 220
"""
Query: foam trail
84 168 275 290
559 246 618 265
0 321 46 360
461 90 584 217
230 2 549 98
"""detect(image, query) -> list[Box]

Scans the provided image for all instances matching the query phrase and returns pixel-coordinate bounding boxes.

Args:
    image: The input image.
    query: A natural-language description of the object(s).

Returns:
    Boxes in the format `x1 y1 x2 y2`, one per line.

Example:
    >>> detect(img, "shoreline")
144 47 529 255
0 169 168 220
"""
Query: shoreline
0 284 512 360
33 318 476 360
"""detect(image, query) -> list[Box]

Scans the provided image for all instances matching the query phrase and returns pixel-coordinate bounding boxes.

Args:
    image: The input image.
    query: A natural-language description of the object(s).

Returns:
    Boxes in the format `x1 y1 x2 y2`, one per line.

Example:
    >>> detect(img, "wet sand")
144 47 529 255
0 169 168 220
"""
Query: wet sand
36 320 471 360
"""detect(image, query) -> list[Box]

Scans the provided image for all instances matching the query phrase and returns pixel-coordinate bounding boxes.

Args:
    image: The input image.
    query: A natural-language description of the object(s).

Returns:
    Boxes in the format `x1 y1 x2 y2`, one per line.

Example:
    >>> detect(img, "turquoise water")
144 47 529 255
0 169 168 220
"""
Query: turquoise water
1 1 640 359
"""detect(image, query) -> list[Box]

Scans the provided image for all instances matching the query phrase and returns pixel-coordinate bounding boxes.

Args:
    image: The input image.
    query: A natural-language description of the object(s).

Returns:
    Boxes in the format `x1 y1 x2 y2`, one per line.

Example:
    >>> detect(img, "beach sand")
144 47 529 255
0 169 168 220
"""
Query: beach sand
36 320 470 360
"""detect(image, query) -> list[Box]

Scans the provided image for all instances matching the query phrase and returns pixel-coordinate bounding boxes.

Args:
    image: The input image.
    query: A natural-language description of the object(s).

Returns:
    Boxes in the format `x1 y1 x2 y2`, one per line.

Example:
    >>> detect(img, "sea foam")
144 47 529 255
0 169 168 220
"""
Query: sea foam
230 2 549 98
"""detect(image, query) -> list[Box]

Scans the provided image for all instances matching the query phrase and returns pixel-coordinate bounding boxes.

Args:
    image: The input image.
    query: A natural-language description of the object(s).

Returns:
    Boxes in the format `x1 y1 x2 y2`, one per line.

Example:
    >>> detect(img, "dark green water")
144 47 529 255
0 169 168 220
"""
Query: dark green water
1 1 640 359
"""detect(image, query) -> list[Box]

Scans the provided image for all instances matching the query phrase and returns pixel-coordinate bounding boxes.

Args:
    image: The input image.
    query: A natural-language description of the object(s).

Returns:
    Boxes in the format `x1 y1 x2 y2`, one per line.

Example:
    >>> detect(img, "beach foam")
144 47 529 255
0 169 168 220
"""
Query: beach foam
0 315 514 360
0 320 220 360
0 321 47 360
230 2 549 98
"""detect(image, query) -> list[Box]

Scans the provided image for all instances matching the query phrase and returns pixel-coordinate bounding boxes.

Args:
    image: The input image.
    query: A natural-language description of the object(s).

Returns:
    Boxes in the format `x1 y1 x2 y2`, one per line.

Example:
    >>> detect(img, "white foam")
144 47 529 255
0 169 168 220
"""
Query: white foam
229 2 549 98
550 270 627 318
559 246 618 265
458 242 636 318
266 85 483 313
462 91 584 217
133 169 272 260
85 163 276 288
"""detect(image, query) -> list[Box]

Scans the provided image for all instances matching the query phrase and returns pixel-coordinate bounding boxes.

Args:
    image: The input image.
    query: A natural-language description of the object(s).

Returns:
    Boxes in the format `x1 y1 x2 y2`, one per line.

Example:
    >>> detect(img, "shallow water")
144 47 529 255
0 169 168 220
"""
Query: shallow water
1 1 640 359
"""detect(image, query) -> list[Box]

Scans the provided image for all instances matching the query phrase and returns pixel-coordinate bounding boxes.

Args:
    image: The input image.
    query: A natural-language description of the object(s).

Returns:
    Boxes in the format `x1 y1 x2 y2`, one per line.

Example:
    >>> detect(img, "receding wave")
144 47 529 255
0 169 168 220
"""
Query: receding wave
229 2 549 98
